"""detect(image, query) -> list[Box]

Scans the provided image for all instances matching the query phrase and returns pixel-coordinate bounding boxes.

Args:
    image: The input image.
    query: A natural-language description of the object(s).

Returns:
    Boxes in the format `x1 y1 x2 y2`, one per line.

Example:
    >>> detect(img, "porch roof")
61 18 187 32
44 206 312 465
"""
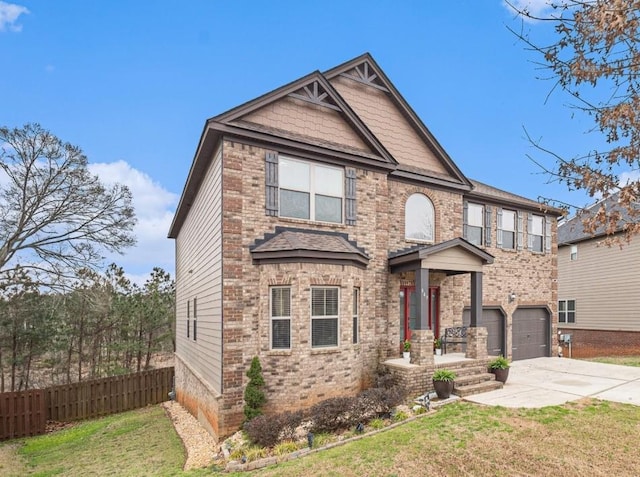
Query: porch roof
388 237 494 274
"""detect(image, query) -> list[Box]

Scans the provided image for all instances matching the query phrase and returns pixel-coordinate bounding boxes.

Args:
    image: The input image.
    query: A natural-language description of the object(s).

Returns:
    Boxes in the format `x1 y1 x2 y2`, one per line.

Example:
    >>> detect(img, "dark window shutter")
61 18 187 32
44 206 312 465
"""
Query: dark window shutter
527 214 533 251
517 211 524 251
265 151 279 216
545 216 552 253
496 208 503 248
462 201 469 240
345 167 357 225
484 206 492 247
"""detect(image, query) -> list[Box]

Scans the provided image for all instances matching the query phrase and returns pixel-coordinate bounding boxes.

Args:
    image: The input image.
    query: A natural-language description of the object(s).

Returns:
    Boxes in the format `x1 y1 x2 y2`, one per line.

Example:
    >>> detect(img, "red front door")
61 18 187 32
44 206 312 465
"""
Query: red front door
400 286 439 346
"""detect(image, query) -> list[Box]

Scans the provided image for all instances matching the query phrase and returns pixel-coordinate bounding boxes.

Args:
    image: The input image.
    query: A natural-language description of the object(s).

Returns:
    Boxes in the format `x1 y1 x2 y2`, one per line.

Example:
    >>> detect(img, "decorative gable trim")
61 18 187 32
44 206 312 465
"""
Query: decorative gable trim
339 60 389 92
289 80 341 111
212 71 396 166
324 53 471 188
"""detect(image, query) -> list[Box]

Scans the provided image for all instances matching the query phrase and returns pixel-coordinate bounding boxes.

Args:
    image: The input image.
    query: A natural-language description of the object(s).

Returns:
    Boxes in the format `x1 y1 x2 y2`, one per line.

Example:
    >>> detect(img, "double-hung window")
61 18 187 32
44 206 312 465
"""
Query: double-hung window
270 287 291 350
558 299 576 324
466 203 484 246
530 215 544 252
498 209 516 250
570 245 578 261
311 287 339 348
279 157 343 223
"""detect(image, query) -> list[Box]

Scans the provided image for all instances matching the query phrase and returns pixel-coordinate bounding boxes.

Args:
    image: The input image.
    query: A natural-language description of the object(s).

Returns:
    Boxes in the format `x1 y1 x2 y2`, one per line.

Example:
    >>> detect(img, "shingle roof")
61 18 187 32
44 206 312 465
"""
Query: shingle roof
558 192 635 244
250 227 369 267
468 179 563 215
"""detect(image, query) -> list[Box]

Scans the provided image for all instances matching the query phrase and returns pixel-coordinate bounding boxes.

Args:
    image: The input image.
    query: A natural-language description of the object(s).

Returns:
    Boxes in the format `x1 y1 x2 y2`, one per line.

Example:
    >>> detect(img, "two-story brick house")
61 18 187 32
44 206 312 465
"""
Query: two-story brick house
168 53 560 440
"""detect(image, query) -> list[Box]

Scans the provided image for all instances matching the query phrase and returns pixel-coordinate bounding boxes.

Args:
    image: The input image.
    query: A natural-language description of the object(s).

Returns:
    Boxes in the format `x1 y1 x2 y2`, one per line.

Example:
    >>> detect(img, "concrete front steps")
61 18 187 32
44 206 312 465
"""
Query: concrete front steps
436 359 503 397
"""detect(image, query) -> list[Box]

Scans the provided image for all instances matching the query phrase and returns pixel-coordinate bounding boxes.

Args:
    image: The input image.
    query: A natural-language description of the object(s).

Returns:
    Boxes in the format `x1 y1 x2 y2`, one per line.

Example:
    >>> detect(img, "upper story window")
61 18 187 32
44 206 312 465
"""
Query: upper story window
279 157 343 223
465 203 485 246
530 215 544 253
498 209 516 250
405 193 434 242
570 244 578 261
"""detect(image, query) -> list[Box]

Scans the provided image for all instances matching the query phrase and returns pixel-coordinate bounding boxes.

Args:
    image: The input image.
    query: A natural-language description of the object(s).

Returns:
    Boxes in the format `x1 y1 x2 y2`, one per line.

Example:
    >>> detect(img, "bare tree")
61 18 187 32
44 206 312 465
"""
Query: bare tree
0 123 136 285
507 0 640 242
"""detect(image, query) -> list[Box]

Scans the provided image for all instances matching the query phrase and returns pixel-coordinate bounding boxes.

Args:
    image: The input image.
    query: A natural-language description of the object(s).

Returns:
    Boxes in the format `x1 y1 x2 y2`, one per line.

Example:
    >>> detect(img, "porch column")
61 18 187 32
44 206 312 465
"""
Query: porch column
470 271 483 327
414 266 430 330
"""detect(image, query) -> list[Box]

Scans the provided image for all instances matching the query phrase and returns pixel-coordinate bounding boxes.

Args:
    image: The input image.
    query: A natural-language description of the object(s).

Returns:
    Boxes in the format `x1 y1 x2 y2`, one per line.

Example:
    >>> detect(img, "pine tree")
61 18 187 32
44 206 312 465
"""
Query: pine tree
243 356 266 421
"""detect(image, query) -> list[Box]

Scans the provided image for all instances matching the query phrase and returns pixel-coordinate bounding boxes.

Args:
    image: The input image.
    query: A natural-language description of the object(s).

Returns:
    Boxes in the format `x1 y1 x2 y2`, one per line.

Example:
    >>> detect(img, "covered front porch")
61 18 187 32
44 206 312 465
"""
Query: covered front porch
384 238 500 397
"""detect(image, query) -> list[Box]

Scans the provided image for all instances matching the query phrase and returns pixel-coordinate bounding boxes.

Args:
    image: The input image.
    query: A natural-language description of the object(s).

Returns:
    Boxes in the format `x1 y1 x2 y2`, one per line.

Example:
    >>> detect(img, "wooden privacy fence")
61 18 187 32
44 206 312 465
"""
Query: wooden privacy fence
0 366 174 441
0 390 46 441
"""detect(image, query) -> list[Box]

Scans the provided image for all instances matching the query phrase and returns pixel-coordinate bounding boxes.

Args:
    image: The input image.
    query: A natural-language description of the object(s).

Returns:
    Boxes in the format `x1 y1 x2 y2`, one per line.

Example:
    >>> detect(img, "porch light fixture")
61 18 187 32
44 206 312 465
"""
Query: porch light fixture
508 292 516 303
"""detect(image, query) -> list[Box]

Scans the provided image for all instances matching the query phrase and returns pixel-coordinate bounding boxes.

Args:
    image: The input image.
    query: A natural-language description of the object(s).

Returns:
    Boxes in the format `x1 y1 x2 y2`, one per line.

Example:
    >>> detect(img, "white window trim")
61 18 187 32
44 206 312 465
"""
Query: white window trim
270 286 291 350
530 214 545 253
311 286 340 349
558 299 576 324
279 156 344 224
498 209 517 250
570 244 578 261
467 202 485 246
404 193 435 243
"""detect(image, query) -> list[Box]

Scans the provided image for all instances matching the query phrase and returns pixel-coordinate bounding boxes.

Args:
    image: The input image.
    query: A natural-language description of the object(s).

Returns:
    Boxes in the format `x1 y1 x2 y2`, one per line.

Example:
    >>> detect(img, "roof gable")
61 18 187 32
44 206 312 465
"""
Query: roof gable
325 53 471 188
212 71 395 165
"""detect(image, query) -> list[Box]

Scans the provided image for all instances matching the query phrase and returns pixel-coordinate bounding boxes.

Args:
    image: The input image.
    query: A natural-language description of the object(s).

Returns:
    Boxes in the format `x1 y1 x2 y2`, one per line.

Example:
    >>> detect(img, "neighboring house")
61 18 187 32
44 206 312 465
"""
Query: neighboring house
168 53 560 440
557 193 640 357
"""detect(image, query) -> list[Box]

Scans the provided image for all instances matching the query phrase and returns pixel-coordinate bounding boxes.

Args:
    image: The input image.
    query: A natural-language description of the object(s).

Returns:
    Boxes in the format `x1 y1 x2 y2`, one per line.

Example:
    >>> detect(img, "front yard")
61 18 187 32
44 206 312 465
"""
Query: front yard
2 397 640 476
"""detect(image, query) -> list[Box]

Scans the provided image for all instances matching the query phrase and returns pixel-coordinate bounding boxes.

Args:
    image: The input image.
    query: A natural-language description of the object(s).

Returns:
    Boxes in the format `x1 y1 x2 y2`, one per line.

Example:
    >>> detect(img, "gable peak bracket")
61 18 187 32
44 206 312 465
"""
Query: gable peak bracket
288 80 341 111
340 61 389 92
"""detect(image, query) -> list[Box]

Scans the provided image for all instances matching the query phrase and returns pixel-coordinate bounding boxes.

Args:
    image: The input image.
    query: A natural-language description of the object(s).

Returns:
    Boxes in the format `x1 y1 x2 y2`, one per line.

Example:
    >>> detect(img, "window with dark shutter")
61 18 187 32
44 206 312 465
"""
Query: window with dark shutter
485 207 492 247
265 151 279 216
517 211 524 250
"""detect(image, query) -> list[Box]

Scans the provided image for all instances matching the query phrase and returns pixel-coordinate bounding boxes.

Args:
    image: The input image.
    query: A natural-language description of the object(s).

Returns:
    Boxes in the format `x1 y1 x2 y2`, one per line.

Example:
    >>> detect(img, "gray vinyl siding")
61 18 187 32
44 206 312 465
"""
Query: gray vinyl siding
557 236 640 331
175 146 223 392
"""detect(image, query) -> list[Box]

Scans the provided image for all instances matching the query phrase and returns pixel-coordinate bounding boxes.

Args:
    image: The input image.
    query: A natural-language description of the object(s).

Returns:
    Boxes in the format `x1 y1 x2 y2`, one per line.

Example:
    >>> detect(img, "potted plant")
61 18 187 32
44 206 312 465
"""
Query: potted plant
434 337 442 356
432 369 456 399
488 355 510 383
403 340 411 361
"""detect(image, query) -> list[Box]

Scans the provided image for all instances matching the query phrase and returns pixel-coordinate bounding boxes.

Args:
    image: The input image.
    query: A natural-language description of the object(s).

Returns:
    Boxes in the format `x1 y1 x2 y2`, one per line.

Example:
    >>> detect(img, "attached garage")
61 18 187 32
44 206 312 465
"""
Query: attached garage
512 307 550 360
463 307 505 356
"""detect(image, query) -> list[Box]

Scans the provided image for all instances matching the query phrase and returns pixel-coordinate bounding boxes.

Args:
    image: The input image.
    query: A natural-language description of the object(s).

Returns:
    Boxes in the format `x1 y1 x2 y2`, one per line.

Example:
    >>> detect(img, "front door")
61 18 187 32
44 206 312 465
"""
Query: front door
400 286 439 347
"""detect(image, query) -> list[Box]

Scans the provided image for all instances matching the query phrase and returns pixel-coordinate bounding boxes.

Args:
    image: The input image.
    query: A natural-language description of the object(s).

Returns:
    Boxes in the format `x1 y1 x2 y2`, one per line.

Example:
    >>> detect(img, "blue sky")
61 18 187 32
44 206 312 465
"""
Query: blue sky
0 1 618 281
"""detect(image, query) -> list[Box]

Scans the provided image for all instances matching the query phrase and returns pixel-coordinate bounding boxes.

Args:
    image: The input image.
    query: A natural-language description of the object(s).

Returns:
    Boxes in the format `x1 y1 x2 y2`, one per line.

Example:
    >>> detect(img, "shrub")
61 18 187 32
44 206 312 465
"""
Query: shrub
374 370 396 389
392 410 409 422
244 410 304 448
243 357 266 422
369 418 385 430
309 396 358 433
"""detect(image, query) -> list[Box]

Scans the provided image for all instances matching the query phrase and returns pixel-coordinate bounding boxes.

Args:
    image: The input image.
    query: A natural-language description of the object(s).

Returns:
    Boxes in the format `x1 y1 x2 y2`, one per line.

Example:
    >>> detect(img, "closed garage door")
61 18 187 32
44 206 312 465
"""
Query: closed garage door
512 307 550 360
463 308 505 356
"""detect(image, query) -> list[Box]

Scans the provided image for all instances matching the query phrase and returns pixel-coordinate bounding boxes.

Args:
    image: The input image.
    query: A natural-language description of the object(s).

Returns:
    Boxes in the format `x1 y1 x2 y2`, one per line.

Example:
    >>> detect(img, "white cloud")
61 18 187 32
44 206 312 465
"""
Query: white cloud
88 160 178 281
0 1 29 32
618 170 640 187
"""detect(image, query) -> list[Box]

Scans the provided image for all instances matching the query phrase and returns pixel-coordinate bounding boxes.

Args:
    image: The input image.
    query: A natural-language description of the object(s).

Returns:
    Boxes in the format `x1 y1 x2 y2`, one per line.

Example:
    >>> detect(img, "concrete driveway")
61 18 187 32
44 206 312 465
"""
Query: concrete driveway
465 357 640 408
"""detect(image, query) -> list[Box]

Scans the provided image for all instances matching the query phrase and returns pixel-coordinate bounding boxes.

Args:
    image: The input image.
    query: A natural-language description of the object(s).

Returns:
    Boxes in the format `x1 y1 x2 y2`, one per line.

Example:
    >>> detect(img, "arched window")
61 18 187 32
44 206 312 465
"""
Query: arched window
405 193 434 242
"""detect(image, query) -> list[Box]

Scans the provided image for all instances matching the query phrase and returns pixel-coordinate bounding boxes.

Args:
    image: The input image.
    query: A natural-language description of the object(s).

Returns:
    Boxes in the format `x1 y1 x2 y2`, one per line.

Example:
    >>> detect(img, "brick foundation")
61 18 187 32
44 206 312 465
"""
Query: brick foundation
558 328 640 358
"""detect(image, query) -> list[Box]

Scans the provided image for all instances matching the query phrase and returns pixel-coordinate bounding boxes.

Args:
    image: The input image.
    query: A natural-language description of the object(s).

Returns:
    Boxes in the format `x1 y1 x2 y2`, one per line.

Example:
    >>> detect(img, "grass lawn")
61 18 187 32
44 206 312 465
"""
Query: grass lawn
0 405 210 477
2 399 640 476
584 356 640 367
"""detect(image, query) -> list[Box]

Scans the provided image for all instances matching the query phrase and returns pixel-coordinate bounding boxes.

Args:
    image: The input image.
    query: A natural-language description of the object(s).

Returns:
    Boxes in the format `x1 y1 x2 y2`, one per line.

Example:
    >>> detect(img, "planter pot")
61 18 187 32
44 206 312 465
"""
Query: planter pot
435 348 442 356
433 380 454 399
403 351 410 361
491 368 509 383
